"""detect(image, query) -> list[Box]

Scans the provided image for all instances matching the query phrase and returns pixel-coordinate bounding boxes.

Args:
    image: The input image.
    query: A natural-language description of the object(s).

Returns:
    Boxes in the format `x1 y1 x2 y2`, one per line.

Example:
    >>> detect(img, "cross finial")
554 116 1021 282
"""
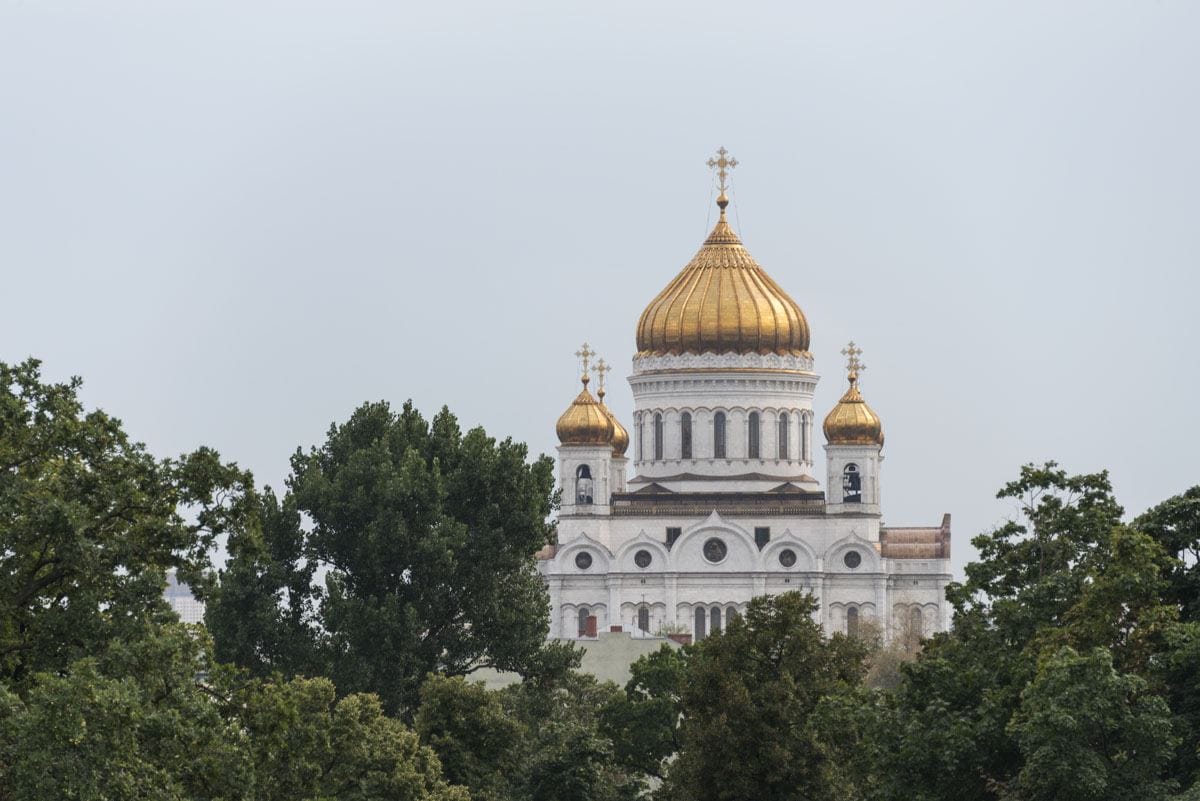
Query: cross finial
841 341 865 384
706 146 738 194
595 358 610 402
574 342 596 387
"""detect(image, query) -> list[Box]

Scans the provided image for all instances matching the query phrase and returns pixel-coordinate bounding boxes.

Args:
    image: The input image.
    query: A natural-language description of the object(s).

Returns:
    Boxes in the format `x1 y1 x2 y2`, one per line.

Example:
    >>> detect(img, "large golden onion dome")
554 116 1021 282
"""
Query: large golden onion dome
823 343 884 446
635 192 810 356
556 375 614 446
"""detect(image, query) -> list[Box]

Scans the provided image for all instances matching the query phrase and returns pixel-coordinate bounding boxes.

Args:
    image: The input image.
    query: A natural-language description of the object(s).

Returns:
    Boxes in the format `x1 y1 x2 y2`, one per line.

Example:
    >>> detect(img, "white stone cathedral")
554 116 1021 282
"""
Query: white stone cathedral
539 152 951 644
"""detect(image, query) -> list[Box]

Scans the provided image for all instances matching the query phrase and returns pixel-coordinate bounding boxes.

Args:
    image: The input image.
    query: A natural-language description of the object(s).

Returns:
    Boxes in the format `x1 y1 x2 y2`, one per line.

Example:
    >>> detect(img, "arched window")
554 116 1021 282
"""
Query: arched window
680 412 693 459
909 606 923 637
846 606 859 637
778 413 789 459
575 464 593 505
637 415 644 461
638 606 650 633
578 606 591 637
653 413 663 460
726 606 740 625
714 412 727 459
801 413 810 462
842 463 862 503
710 606 722 635
748 412 760 459
694 606 707 640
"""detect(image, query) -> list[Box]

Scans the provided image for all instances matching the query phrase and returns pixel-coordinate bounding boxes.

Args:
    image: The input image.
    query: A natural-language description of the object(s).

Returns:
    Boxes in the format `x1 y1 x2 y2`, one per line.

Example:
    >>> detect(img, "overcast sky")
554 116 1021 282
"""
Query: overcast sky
3 2 1197 578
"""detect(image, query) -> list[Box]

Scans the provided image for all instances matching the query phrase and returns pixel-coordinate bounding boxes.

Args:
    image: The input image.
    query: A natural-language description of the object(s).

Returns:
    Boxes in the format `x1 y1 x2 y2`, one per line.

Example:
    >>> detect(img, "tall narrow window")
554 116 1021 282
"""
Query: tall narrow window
575 464 593 505
694 606 707 640
710 606 722 635
726 606 740 625
578 607 591 637
909 606 923 637
653 413 664 460
801 413 810 462
637 415 644 461
680 412 693 459
638 606 650 633
748 412 760 458
842 463 862 503
714 412 727 459
666 527 682 548
846 606 859 637
778 413 789 459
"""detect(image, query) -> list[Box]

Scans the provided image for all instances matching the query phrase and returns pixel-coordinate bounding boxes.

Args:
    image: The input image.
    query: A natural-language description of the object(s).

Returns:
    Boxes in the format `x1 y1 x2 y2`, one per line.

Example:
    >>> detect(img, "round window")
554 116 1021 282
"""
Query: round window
575 551 593 570
634 549 652 568
703 538 728 563
778 548 797 568
843 550 862 569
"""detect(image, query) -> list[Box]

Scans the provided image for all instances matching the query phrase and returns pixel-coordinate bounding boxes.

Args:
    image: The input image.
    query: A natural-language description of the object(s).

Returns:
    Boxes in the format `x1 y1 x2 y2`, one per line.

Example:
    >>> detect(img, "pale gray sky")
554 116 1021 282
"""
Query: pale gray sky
2 2 1197 578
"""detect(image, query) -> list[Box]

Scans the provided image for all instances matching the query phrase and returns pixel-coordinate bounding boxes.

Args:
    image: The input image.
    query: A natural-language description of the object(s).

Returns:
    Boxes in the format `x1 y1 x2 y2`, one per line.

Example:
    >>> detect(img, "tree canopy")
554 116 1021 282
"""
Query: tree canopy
6 355 1200 801
0 360 467 801
205 399 571 715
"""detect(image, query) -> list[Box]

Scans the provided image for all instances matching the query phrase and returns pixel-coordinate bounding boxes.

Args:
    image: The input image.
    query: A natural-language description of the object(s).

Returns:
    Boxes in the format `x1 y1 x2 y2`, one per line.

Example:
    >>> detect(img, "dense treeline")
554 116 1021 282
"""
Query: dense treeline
1 357 1197 800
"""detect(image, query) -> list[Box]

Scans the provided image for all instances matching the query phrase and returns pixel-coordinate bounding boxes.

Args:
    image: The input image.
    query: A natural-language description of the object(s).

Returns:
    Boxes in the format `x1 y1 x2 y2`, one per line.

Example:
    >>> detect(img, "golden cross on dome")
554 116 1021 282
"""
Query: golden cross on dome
574 342 596 383
841 341 865 381
595 358 610 400
706 146 738 193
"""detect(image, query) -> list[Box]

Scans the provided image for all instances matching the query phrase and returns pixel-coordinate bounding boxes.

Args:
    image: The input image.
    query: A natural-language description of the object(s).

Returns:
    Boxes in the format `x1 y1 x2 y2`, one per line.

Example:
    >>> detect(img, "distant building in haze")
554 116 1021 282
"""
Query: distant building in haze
165 570 205 624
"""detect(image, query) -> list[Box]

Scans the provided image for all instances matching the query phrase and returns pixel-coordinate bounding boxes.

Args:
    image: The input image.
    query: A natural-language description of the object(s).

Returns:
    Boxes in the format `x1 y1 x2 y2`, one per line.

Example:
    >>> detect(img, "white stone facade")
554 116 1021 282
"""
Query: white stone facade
539 349 952 644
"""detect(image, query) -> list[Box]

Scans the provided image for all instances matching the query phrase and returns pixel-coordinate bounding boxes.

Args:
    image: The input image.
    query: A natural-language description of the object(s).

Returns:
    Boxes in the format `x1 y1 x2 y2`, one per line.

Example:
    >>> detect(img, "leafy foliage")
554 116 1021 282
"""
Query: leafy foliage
207 399 567 715
0 358 252 687
658 592 869 801
1007 647 1178 801
417 672 642 801
856 465 1200 801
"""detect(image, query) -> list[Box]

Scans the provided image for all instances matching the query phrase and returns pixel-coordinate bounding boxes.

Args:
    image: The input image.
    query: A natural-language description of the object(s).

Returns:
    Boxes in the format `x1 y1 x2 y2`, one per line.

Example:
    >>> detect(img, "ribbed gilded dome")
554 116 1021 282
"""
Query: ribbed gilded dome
556 376 614 446
636 194 810 356
823 371 884 446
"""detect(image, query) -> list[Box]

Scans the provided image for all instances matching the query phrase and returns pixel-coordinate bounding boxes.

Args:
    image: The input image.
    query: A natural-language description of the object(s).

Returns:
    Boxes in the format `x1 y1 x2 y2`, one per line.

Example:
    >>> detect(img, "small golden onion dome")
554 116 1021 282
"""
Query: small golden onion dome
636 192 810 356
556 375 614 446
597 387 629 456
823 370 884 446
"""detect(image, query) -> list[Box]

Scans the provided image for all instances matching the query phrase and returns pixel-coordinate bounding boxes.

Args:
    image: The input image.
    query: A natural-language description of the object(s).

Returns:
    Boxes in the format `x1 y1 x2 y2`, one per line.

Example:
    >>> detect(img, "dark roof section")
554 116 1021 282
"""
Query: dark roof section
612 486 826 518
629 472 819 484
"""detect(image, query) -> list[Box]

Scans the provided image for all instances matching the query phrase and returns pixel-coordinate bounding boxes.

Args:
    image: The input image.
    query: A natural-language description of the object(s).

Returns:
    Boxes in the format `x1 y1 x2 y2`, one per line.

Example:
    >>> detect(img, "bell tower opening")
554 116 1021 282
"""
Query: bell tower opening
842 463 861 503
576 464 594 505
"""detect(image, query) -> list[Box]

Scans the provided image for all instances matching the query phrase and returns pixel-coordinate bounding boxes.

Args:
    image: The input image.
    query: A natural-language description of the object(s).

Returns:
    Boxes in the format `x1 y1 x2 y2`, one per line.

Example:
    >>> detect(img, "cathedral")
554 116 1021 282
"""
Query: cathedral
538 150 951 644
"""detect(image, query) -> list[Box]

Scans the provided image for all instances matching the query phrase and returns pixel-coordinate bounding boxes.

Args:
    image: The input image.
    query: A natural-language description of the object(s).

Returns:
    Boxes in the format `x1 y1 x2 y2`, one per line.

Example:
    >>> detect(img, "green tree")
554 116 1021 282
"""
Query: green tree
416 676 522 801
1136 486 1200 622
207 400 570 715
1007 647 1178 801
0 624 470 801
0 624 248 801
658 592 868 801
416 672 641 801
205 487 322 678
0 358 251 687
506 671 641 801
237 675 469 801
601 644 688 781
857 468 1200 801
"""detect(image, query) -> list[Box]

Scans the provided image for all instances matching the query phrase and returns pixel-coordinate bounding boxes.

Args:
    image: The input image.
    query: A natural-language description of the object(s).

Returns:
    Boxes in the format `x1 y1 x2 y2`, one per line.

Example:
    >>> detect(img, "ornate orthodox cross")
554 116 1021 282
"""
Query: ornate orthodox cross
706 146 738 193
595 358 610 400
575 342 596 380
841 341 865 379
